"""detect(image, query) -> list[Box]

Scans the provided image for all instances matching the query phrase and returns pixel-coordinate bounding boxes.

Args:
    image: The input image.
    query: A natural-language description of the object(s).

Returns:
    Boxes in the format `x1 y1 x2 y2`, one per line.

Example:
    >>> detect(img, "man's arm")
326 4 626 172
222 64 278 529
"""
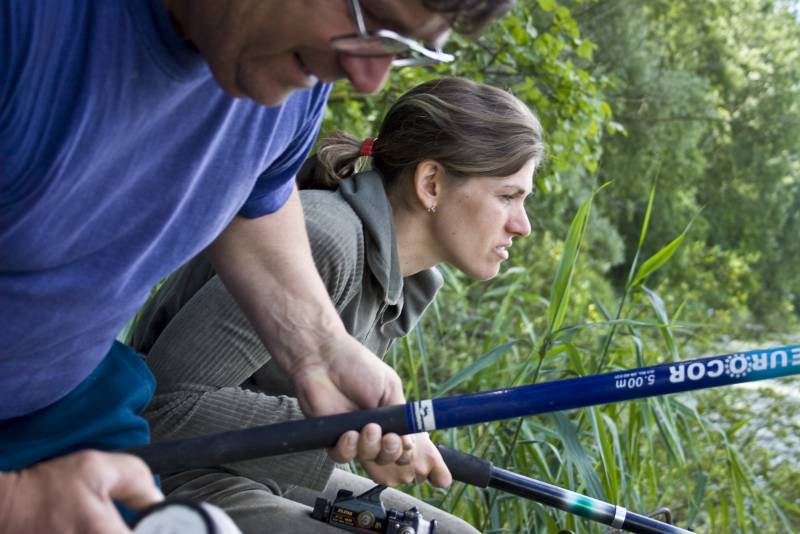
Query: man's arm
207 185 405 417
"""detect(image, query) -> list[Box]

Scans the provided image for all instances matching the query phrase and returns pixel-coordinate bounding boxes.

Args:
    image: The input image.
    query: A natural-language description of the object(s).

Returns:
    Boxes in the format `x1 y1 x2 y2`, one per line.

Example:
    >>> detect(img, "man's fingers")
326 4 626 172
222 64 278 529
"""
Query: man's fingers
422 456 453 488
380 370 406 407
356 423 383 463
328 431 359 463
104 453 164 509
408 434 452 488
394 434 415 466
428 466 453 488
87 500 138 534
7 451 163 534
294 366 360 416
374 434 403 465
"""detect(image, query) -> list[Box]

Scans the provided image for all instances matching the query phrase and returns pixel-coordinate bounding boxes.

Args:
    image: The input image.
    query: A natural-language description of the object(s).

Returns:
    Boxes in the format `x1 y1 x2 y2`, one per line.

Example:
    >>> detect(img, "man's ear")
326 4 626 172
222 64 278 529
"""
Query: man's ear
412 160 443 211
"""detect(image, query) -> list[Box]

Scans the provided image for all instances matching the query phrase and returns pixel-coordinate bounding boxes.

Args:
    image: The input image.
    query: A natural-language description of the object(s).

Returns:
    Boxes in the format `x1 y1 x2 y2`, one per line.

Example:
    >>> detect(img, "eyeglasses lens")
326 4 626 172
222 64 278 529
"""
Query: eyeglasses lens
332 35 409 57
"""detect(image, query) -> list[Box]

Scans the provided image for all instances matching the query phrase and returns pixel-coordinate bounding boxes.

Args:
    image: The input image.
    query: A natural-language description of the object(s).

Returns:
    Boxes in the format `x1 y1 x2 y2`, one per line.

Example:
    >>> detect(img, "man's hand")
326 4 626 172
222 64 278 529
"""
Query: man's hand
290 335 457 487
329 424 452 488
289 334 405 416
0 450 163 534
293 337 456 488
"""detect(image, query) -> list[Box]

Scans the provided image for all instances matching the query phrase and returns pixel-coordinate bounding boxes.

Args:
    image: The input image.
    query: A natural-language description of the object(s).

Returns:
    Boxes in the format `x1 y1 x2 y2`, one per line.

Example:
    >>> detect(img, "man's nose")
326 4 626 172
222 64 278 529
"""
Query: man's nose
339 54 394 94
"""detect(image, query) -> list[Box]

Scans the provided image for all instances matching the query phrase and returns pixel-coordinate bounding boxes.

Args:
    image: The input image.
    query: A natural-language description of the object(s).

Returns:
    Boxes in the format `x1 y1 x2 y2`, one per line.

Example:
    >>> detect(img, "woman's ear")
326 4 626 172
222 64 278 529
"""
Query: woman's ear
412 160 443 212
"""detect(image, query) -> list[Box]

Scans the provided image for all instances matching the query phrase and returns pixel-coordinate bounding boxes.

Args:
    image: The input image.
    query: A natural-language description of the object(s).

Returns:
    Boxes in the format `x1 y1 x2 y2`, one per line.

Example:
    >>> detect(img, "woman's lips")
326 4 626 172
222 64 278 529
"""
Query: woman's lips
494 246 509 260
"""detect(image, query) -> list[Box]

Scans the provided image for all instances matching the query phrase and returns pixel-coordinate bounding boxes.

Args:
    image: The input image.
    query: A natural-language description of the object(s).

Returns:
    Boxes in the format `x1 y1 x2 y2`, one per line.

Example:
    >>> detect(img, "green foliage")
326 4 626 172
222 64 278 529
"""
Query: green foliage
578 0 800 332
387 187 797 533
325 0 799 531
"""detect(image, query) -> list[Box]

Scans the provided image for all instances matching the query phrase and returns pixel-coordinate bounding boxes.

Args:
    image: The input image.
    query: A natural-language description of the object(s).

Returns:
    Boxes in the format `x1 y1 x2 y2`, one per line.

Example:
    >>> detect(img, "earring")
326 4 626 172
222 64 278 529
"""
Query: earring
427 205 437 214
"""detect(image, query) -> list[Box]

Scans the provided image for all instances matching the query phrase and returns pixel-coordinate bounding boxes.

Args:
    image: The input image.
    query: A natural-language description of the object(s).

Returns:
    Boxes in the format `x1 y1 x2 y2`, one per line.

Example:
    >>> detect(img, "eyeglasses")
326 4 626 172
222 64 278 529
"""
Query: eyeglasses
331 0 455 67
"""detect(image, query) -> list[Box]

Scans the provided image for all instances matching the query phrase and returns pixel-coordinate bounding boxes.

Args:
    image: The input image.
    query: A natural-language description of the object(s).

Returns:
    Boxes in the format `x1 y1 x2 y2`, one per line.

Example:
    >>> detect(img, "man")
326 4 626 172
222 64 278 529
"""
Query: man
0 0 513 532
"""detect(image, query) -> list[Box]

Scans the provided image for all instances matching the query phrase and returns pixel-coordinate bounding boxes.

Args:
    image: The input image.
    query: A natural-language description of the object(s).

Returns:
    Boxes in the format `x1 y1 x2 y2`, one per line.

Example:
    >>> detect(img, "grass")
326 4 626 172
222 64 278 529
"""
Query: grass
385 184 796 533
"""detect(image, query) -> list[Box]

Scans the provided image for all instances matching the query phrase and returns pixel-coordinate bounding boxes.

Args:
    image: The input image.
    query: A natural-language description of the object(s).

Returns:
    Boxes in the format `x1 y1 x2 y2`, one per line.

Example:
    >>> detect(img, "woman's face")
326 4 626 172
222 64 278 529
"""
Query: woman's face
432 159 536 280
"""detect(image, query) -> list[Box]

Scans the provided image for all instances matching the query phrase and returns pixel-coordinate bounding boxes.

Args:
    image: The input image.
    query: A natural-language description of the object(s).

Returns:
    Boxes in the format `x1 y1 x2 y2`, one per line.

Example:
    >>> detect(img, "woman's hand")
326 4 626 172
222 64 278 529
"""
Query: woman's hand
328 424 452 488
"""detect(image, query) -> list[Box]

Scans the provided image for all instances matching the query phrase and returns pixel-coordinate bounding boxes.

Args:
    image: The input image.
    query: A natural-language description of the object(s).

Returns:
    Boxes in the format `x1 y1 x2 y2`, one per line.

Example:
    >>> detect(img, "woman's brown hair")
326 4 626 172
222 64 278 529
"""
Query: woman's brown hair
298 77 544 192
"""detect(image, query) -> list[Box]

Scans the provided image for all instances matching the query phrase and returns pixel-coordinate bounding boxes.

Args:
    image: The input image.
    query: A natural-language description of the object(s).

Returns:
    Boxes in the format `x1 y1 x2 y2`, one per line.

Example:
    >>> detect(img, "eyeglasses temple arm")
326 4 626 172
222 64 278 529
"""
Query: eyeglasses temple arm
349 0 369 35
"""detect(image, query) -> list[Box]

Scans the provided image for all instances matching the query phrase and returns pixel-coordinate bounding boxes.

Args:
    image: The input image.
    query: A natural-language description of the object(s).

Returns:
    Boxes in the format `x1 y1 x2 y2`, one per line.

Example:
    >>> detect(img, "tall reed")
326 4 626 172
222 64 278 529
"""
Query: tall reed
390 184 794 533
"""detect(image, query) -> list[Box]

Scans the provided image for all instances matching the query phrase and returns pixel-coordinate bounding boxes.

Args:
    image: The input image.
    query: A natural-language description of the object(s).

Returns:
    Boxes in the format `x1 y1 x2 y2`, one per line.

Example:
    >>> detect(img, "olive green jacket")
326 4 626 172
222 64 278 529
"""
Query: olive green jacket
132 171 442 492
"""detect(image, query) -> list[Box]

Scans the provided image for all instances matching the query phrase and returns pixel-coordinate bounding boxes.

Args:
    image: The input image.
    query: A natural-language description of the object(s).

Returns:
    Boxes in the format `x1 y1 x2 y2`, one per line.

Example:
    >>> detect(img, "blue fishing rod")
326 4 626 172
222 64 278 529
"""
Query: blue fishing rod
127 345 799 532
127 344 800 473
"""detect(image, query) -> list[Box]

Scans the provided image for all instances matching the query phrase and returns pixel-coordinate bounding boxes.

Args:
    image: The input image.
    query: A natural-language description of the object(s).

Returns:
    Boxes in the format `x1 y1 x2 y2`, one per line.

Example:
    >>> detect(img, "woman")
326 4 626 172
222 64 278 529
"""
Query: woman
131 77 545 533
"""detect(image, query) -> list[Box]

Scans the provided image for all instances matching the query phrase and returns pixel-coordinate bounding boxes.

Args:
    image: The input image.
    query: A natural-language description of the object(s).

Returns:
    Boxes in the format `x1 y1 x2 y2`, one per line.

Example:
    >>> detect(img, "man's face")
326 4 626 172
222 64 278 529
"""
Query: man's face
166 0 451 105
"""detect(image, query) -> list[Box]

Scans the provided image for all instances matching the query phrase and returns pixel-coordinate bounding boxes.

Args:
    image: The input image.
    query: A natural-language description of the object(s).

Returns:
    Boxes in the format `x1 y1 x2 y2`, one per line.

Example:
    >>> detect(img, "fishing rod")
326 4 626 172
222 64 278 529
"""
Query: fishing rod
128 345 799 533
437 446 692 533
125 344 800 475
129 445 688 533
307 445 689 534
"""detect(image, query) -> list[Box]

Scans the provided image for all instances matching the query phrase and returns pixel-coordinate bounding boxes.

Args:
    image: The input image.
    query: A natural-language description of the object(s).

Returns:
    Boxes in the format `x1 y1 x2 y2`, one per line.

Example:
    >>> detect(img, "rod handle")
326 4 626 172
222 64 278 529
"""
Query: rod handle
126 404 409 474
436 445 493 488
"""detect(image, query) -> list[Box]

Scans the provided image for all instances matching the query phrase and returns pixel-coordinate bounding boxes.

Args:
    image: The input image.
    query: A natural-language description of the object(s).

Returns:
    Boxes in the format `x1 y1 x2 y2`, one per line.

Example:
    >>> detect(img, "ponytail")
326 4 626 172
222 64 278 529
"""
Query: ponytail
297 131 366 190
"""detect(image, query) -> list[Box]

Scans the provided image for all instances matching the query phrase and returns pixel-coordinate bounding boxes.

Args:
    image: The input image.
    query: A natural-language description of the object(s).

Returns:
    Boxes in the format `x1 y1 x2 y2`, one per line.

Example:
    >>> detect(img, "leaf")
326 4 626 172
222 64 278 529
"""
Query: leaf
589 408 621 497
489 280 522 343
546 184 609 335
630 220 692 288
589 292 612 321
638 181 657 249
631 335 644 368
433 340 517 397
551 413 607 500
650 397 686 464
641 286 677 360
557 341 585 376
538 0 557 12
687 472 707 528
575 39 595 60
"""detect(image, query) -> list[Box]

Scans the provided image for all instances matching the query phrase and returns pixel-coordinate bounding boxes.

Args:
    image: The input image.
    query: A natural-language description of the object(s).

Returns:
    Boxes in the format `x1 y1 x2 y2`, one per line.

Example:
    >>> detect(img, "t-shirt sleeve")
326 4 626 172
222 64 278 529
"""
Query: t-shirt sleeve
239 83 332 218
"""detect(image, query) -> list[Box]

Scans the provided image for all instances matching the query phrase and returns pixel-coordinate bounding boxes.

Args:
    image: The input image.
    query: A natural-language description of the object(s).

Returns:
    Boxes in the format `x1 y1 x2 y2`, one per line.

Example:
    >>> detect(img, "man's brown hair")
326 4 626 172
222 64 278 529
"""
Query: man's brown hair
423 0 515 35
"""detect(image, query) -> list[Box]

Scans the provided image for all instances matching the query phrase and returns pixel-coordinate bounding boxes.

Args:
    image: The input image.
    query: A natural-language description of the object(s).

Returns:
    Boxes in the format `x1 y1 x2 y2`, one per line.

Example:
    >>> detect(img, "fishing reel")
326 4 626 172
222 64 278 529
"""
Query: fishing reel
311 484 436 534
131 499 242 534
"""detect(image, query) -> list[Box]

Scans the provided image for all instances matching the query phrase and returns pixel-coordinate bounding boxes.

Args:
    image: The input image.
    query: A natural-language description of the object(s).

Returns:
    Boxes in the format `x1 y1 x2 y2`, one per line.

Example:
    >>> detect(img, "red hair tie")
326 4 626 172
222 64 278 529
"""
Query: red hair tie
359 137 376 157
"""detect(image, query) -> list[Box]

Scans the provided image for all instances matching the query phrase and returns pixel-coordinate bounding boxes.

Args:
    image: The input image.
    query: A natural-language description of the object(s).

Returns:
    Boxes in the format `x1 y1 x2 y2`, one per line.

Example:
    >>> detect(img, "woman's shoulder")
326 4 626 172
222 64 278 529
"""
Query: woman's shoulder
301 189 361 234
300 189 364 274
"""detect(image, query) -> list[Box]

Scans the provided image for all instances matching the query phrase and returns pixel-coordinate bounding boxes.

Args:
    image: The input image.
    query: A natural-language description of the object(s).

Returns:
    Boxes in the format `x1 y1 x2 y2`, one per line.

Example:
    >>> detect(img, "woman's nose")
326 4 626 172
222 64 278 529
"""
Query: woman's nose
509 206 532 237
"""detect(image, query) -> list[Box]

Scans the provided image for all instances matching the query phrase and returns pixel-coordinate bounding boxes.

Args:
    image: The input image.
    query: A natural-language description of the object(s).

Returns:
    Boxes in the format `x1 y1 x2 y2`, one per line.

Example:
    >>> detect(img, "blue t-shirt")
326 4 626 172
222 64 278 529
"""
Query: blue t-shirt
0 0 331 419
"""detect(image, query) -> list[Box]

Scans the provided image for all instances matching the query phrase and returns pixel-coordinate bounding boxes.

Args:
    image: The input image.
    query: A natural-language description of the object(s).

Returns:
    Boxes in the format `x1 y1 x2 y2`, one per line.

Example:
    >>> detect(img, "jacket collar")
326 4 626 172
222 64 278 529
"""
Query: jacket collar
338 171 443 336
